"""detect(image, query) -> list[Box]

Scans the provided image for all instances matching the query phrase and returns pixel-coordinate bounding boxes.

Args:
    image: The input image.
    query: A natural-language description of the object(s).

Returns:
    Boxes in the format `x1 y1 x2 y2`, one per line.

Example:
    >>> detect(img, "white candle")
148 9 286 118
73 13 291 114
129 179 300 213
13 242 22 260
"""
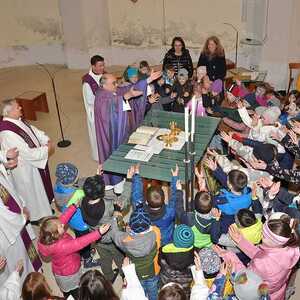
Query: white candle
191 96 196 142
184 107 189 142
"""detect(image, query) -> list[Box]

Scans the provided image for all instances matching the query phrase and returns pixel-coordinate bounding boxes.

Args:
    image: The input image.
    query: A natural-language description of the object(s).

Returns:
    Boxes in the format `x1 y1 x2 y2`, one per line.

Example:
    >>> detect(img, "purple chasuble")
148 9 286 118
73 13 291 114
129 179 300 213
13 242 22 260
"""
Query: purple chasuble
0 183 42 271
0 119 54 203
94 79 148 186
82 73 99 95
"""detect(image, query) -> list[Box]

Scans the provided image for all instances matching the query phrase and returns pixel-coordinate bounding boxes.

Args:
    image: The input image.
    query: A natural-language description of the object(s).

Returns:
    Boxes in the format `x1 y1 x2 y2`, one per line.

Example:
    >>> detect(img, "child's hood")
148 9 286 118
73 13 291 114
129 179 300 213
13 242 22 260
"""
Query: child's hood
125 229 157 258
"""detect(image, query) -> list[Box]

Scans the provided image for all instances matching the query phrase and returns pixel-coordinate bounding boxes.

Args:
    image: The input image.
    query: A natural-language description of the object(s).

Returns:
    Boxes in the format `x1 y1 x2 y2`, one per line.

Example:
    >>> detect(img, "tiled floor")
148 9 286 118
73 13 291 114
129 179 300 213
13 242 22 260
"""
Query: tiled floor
0 65 299 298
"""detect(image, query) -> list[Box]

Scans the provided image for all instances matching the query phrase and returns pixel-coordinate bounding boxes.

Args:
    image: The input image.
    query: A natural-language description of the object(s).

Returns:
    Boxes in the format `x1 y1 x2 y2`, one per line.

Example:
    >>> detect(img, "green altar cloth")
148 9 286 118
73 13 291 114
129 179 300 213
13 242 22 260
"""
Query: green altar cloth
103 110 220 182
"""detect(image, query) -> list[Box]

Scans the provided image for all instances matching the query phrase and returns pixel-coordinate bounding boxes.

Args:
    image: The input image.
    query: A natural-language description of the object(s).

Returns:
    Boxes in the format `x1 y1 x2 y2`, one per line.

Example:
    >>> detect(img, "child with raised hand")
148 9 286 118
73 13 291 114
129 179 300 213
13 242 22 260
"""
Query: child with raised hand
215 215 300 300
204 156 253 234
207 260 270 300
38 198 110 299
176 166 221 249
128 164 182 246
0 259 23 300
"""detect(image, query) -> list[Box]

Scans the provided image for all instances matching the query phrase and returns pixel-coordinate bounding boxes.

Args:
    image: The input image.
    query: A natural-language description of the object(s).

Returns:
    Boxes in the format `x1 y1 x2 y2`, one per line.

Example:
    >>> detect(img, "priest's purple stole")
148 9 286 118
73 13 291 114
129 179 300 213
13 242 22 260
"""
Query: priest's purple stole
0 119 54 202
0 183 42 271
82 73 99 95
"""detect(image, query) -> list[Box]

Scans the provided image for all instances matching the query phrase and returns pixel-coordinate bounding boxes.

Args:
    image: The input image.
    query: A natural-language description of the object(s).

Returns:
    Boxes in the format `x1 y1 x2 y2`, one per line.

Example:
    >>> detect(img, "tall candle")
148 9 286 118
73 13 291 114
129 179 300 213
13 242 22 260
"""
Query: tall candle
191 96 196 142
184 107 189 142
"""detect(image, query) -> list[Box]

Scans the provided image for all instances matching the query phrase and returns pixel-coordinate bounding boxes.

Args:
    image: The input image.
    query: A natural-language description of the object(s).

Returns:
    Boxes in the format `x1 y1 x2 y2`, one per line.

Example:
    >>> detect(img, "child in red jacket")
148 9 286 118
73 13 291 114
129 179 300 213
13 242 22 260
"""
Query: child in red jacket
38 203 110 299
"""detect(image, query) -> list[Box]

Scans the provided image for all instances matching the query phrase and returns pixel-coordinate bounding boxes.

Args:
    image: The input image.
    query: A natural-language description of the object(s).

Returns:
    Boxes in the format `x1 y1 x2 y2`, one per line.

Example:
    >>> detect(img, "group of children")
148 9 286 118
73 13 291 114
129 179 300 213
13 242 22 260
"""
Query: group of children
8 60 300 300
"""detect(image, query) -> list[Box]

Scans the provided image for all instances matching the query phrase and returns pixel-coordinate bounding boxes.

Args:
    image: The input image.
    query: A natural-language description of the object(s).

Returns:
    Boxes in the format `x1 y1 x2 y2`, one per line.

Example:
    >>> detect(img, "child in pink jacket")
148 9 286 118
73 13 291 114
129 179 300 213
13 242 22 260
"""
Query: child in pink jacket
38 203 110 299
215 216 300 300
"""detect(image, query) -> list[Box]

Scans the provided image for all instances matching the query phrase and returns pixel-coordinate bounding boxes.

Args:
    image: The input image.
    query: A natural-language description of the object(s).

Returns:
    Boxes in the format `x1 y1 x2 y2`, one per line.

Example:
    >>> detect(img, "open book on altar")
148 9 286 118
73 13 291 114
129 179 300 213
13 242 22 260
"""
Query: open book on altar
127 126 160 145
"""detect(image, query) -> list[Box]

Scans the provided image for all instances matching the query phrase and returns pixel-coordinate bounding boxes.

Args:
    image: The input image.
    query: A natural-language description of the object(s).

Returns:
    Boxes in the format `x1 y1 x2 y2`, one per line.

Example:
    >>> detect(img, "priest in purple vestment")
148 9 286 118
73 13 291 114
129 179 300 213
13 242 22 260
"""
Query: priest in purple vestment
94 71 161 191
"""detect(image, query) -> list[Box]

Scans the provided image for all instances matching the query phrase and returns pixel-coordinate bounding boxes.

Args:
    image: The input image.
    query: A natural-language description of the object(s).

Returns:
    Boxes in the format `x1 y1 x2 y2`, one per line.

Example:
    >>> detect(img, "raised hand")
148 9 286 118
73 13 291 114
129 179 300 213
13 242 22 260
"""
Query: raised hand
122 257 131 268
127 165 136 179
251 182 258 199
0 257 6 271
249 156 267 170
288 130 298 145
212 244 228 257
6 147 18 160
16 260 24 276
147 70 162 84
99 224 111 235
97 164 104 175
204 157 217 171
211 208 221 221
257 176 273 189
124 87 143 100
220 131 232 144
148 93 159 104
229 224 242 244
206 148 218 158
291 120 300 135
194 251 202 271
236 100 244 109
176 180 182 191
171 164 179 177
268 181 281 198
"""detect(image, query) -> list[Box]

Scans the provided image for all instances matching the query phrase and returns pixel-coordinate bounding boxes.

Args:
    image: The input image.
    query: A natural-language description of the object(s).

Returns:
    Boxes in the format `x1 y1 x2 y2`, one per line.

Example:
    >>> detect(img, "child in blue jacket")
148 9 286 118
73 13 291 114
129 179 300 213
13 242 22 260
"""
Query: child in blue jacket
205 157 261 235
127 164 183 245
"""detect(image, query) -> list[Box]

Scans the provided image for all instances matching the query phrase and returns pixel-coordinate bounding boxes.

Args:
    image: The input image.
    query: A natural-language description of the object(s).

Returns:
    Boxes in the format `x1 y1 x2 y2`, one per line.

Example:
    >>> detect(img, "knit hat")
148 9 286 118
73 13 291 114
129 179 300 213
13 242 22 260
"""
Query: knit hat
178 68 189 79
129 203 151 234
253 143 277 164
234 269 267 300
255 106 281 124
199 248 221 277
127 67 138 78
211 79 223 94
83 175 105 200
173 224 194 248
55 163 78 186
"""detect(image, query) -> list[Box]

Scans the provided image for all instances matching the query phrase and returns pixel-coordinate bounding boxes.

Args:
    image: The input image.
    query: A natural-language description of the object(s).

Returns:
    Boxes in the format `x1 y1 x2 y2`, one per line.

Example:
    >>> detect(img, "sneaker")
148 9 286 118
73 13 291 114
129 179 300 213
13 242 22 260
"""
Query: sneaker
83 257 101 269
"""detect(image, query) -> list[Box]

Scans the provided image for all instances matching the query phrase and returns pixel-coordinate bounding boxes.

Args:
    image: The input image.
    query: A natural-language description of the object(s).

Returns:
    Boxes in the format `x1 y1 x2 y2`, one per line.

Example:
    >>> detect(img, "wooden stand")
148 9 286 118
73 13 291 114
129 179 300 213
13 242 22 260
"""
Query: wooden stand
16 91 49 121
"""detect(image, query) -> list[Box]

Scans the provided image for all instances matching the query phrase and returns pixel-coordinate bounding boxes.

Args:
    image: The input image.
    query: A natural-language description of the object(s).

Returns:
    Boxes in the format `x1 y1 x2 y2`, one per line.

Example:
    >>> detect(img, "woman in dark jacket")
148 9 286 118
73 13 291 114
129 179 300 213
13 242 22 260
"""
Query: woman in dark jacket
163 37 194 78
197 36 226 81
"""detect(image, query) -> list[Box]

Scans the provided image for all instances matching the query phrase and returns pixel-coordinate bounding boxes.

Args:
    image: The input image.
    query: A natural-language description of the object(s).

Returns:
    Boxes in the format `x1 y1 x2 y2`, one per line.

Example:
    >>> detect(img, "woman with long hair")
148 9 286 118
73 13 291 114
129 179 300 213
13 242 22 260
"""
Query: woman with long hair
197 36 226 81
162 37 194 78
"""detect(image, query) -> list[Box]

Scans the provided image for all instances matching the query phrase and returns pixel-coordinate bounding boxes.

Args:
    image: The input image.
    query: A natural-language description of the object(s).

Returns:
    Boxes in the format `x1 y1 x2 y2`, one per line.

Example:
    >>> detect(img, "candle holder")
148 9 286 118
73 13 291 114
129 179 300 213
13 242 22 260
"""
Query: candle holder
184 141 190 211
189 139 196 212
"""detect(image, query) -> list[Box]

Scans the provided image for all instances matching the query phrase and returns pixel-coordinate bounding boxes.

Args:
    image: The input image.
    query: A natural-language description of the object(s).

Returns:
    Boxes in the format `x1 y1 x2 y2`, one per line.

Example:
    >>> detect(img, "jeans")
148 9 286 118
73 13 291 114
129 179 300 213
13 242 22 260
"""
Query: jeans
140 275 159 300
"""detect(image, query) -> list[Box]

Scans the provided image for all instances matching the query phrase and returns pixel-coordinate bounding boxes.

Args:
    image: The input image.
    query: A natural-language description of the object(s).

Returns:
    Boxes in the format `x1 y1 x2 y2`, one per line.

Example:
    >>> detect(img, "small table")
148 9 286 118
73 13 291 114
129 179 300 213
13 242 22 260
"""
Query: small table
16 91 49 121
103 110 220 182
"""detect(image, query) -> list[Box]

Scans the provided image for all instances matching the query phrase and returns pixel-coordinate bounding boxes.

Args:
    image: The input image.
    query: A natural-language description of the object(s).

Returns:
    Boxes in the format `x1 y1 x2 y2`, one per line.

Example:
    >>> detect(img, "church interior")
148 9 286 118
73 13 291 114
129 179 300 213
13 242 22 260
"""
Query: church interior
1 0 300 299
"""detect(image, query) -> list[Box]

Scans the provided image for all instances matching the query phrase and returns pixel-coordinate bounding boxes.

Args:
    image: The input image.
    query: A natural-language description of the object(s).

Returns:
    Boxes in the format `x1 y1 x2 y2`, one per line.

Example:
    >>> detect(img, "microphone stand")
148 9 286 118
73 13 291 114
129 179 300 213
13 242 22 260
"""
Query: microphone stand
223 23 239 68
36 63 71 148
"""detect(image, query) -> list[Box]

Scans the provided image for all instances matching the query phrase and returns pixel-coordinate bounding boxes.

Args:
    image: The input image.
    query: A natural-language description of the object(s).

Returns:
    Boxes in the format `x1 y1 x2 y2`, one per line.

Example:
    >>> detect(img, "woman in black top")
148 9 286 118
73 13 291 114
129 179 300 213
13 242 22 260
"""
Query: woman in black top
162 37 194 78
197 36 226 81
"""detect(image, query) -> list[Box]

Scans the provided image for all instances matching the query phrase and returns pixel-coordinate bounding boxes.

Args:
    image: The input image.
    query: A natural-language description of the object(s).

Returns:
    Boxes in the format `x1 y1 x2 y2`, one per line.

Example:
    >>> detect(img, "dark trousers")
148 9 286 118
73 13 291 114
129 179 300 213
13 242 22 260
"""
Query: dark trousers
74 230 91 260
95 242 124 281
63 288 79 299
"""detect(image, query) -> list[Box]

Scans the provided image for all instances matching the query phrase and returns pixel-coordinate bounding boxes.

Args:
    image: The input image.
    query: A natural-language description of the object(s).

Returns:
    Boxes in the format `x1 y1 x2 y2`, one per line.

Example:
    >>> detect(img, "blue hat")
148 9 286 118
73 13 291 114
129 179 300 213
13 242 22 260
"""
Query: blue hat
129 203 151 234
173 224 194 248
127 67 138 78
55 163 78 186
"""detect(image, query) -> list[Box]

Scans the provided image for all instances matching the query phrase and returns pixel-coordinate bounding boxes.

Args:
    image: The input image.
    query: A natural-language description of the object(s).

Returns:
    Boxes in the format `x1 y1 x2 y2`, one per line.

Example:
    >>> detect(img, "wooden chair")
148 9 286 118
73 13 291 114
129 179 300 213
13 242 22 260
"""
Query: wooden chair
287 62 300 95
